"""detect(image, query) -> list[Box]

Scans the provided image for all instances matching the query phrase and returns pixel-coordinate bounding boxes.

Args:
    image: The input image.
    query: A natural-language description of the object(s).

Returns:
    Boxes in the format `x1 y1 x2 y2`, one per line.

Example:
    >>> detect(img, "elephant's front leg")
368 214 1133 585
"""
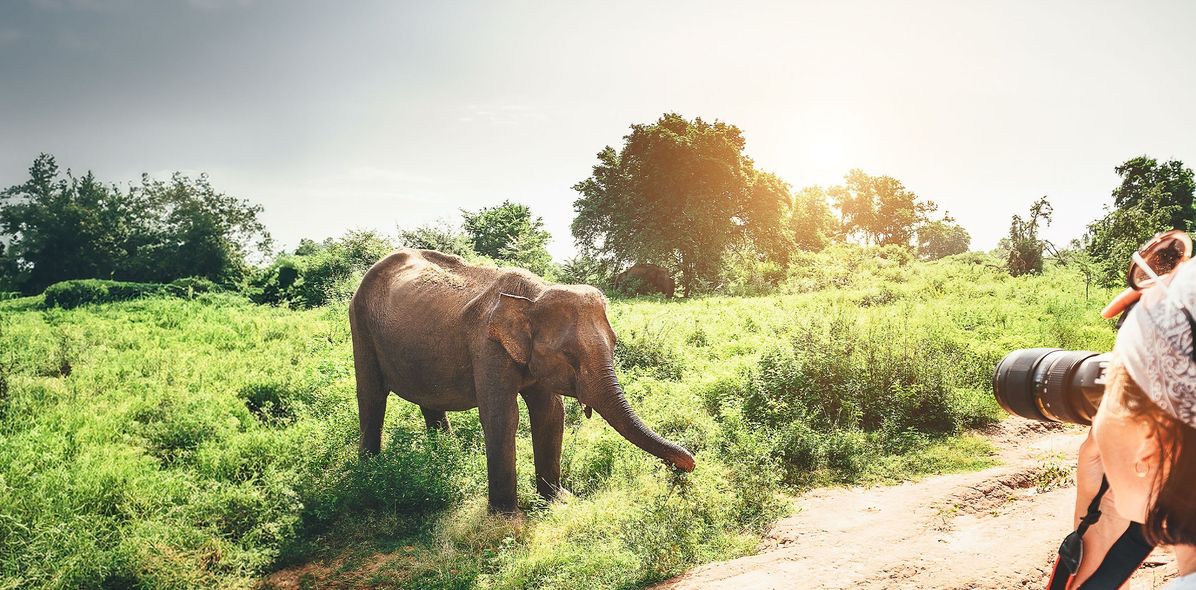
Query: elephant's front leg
522 391 564 502
476 382 520 513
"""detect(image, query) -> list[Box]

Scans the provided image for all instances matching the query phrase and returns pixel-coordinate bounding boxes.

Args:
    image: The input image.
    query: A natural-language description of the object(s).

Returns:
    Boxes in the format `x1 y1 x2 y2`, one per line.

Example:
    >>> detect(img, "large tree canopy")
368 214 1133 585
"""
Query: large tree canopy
0 154 271 293
829 169 937 247
1084 156 1195 286
1111 156 1195 231
571 113 787 295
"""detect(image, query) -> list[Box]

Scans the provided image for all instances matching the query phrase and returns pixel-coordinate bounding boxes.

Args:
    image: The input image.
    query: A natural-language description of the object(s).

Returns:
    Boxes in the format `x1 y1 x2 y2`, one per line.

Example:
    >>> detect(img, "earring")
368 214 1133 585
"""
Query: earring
1135 461 1148 478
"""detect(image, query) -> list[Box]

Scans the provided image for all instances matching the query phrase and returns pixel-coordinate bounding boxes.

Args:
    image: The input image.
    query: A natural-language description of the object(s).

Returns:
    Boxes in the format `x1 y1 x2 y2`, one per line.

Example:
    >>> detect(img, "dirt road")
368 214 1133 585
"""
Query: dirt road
653 421 1177 590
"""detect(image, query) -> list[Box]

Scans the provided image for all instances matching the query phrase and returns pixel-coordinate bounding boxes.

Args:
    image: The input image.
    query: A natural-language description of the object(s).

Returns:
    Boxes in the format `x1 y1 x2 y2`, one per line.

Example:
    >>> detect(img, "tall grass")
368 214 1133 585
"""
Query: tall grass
0 249 1116 589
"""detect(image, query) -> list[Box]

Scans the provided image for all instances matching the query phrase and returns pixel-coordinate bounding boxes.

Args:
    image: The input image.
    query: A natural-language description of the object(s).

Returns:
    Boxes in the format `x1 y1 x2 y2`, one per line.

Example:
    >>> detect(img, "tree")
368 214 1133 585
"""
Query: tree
396 219 476 258
789 186 839 251
460 200 553 275
1004 197 1053 276
571 113 786 295
917 215 971 260
739 171 794 263
0 154 271 293
829 169 937 247
1111 156 1195 231
0 155 131 292
124 172 272 285
1083 156 1195 286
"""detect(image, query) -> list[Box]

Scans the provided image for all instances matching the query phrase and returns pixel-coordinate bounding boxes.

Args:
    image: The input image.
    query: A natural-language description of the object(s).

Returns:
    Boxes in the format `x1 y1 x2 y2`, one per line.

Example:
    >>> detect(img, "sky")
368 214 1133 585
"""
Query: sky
2 0 1195 260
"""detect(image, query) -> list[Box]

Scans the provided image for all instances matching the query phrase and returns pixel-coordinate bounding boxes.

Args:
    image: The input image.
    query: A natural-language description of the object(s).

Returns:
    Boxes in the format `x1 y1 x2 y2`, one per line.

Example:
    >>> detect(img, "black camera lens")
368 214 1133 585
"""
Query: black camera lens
992 349 1108 426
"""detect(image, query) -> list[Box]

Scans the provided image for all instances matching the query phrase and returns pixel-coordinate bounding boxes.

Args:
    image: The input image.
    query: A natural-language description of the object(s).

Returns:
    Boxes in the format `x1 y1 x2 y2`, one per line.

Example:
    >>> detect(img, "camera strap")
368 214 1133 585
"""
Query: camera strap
1045 476 1155 590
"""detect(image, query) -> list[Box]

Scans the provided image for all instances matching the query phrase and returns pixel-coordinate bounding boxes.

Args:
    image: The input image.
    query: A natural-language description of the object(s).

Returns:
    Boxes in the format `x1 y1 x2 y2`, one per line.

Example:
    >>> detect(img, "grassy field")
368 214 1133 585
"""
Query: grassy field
0 248 1118 589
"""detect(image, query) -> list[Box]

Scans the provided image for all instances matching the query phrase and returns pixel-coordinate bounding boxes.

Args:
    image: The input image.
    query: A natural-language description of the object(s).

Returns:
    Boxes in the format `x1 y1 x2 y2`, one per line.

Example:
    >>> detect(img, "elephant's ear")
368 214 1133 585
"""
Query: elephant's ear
487 292 533 365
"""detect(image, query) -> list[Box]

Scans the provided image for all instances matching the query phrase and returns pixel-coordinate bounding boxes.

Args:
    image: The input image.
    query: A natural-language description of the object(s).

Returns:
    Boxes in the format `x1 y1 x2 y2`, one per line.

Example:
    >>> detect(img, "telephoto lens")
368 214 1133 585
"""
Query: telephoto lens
991 349 1111 426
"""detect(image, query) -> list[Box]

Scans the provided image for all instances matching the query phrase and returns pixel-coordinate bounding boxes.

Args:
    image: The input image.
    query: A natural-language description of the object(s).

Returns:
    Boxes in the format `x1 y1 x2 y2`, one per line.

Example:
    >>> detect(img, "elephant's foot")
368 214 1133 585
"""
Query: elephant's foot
536 482 571 504
487 501 521 516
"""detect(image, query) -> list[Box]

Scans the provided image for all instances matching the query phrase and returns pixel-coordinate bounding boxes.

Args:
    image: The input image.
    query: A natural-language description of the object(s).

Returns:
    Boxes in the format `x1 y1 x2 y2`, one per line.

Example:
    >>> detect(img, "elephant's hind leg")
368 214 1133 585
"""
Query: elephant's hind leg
352 334 388 457
421 408 452 433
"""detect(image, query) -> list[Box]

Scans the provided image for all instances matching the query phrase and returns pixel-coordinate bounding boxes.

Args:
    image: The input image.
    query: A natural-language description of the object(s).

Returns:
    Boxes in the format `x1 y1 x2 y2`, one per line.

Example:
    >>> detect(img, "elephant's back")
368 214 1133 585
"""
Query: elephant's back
351 249 500 321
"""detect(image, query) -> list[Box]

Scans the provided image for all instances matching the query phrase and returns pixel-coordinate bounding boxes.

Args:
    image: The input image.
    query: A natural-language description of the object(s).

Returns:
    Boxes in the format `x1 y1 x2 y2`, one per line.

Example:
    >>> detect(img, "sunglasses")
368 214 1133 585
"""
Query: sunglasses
1102 229 1194 320
1128 229 1192 289
1102 229 1196 364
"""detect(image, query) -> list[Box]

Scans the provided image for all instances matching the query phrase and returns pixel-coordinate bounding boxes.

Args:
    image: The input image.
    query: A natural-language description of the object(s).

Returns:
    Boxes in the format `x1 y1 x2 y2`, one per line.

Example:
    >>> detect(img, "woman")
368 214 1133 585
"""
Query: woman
1073 242 1196 588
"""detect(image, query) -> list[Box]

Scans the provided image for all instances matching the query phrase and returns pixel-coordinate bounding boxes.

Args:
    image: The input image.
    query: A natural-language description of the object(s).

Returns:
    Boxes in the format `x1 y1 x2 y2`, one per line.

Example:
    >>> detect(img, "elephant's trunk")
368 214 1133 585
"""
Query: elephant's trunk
584 362 696 472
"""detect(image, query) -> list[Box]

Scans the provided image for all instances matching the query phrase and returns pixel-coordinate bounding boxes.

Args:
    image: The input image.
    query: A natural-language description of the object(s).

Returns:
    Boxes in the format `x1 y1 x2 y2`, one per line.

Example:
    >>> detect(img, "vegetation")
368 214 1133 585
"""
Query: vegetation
0 248 1117 589
396 219 478 259
571 113 792 295
0 154 271 294
1003 196 1054 276
917 217 971 261
44 279 176 309
829 169 938 247
251 231 395 308
1083 156 1196 285
0 126 1182 589
788 186 839 252
461 200 554 277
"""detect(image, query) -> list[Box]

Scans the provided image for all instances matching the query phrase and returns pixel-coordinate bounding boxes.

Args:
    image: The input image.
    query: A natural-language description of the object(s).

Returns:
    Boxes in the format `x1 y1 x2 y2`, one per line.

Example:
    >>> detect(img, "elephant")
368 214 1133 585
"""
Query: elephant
349 249 695 513
613 263 675 297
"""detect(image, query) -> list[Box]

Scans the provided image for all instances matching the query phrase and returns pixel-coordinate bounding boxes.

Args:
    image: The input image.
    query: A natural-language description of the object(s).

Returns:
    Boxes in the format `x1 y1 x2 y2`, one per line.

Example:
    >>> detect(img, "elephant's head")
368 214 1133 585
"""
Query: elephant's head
487 285 695 472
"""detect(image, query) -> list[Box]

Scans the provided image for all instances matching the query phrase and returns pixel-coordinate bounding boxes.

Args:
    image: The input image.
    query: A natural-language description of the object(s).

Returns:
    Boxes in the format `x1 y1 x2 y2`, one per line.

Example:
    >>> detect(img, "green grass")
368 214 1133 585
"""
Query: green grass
0 249 1118 589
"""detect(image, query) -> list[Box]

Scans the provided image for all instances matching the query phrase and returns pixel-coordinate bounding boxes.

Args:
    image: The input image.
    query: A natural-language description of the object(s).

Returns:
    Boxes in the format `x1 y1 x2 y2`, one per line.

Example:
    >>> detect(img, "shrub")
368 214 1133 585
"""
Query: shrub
43 279 169 309
238 380 314 426
169 276 220 297
557 254 611 289
720 242 786 296
874 244 913 265
741 313 994 482
613 325 684 380
299 428 473 532
252 231 394 308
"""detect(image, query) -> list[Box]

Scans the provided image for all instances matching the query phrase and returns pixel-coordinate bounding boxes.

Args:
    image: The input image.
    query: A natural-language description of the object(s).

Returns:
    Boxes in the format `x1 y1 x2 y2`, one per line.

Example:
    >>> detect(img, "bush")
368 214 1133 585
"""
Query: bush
169 277 220 297
253 231 394 308
720 242 786 296
741 313 993 482
557 254 611 289
299 428 474 532
613 325 684 380
43 279 170 309
768 319 968 433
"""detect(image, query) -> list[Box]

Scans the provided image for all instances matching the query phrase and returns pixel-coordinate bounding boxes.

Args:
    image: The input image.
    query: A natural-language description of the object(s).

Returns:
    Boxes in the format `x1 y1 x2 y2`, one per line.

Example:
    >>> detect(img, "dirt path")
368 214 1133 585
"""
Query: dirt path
652 421 1177 590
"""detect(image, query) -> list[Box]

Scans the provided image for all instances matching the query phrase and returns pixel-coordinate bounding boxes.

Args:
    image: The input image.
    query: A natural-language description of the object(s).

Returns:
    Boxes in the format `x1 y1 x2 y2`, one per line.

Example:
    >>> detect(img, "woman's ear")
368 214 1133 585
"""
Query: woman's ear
1134 419 1165 474
487 292 533 365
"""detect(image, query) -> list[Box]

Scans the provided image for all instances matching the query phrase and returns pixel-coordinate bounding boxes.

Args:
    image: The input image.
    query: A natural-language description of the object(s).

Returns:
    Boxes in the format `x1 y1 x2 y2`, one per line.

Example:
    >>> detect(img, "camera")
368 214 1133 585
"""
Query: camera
992 348 1111 426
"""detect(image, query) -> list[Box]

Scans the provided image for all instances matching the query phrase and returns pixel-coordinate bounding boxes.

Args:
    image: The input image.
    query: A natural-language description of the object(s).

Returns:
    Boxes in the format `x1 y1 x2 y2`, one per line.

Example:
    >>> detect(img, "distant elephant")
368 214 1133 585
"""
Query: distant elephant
349 249 695 513
613 263 675 297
